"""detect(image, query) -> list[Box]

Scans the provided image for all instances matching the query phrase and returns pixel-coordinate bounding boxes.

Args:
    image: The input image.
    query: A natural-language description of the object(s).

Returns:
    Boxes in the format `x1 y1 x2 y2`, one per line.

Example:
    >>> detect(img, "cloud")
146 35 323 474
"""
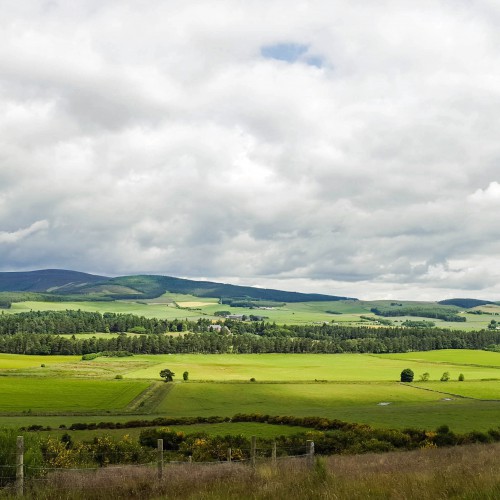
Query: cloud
0 220 49 244
469 182 500 204
1 1 500 299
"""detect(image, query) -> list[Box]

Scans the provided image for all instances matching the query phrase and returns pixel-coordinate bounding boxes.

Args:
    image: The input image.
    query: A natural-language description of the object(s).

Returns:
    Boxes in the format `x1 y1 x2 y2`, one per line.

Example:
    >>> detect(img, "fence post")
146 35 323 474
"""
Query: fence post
227 448 232 463
16 436 24 497
250 436 256 467
306 440 315 467
272 441 277 464
157 439 164 480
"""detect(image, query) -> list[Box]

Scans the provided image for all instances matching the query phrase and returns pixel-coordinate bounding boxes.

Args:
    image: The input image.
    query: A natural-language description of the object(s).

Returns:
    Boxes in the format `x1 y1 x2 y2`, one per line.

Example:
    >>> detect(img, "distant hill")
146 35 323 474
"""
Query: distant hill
0 269 355 303
0 269 108 292
438 298 495 309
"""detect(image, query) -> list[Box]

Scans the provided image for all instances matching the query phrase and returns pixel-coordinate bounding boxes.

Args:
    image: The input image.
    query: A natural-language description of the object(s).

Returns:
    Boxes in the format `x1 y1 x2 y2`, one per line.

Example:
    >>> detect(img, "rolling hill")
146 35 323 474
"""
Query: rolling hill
0 269 354 303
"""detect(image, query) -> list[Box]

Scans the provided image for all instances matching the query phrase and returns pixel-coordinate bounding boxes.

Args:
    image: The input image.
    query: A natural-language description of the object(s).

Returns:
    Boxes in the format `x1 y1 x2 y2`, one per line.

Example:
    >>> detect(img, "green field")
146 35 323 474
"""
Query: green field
8 296 500 329
0 353 81 370
34 421 312 442
122 352 500 381
0 350 498 433
6 352 497 382
0 378 150 412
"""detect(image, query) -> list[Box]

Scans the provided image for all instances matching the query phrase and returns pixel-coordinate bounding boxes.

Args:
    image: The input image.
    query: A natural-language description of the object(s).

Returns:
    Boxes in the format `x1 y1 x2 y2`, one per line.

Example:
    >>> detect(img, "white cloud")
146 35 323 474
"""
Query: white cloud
469 181 500 204
0 220 49 244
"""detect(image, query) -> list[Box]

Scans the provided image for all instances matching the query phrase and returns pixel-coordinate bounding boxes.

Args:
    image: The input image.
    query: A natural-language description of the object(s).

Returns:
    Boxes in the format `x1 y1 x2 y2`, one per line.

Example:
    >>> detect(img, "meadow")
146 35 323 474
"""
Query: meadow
18 443 500 500
0 350 498 433
0 378 150 412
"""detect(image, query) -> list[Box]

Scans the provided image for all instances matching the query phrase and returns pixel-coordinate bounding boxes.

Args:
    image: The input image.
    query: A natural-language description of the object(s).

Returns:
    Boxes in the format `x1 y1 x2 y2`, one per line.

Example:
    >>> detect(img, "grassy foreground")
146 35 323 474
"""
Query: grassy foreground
13 442 500 499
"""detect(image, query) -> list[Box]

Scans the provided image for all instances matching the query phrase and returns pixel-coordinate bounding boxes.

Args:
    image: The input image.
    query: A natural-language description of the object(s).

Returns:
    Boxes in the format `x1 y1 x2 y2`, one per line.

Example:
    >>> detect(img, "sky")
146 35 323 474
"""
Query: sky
1 0 500 301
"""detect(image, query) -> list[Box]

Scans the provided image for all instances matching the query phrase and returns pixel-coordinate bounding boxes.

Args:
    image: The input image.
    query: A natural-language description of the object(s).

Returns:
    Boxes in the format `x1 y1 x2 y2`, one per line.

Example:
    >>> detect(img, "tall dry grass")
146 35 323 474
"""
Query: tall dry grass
9 442 500 499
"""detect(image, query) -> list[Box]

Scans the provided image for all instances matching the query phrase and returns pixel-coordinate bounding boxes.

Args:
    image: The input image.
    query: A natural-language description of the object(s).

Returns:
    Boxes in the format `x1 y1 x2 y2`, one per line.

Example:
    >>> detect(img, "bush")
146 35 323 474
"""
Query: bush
400 369 414 382
458 373 465 381
440 372 450 382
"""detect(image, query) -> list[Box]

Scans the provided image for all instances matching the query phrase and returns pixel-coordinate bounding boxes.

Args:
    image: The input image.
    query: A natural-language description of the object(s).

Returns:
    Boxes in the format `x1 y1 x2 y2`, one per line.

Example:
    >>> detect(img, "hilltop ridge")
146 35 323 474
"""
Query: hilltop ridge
0 269 354 303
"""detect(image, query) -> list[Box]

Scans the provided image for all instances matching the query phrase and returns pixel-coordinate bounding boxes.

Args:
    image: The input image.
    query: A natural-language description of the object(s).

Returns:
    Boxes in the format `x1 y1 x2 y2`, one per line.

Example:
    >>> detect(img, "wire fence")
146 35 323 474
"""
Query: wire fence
0 436 315 497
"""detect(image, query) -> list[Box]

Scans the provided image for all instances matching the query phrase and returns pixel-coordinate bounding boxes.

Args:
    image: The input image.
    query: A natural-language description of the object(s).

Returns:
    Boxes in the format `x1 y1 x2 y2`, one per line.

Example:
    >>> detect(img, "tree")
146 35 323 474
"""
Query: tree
160 369 175 382
458 373 465 381
419 372 430 382
183 371 189 381
440 371 450 382
400 368 414 382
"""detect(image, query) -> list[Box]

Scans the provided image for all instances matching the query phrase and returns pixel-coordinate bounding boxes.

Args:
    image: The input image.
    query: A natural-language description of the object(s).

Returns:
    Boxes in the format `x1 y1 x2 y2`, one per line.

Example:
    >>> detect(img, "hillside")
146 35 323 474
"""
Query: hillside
0 269 354 303
438 298 496 309
0 269 108 292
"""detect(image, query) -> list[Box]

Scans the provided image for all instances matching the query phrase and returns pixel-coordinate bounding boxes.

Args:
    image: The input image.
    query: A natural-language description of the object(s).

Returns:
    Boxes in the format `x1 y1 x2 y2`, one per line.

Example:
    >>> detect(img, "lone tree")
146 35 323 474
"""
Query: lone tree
400 368 414 382
160 369 175 382
183 371 189 381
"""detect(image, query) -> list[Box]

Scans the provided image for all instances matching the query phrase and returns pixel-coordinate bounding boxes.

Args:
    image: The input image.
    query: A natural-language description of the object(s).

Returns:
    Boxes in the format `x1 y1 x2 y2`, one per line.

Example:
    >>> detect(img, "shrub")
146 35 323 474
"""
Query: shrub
440 372 450 382
400 369 414 382
458 373 465 381
183 371 189 381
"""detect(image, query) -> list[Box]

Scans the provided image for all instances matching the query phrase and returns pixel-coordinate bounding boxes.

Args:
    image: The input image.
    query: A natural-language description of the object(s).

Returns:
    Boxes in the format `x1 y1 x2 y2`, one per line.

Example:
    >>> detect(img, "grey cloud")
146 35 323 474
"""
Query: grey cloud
1 1 500 299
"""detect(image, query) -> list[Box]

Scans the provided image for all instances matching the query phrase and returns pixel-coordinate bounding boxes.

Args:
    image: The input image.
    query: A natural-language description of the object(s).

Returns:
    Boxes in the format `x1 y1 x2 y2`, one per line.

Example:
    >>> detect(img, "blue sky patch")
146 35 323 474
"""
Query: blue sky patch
261 43 308 63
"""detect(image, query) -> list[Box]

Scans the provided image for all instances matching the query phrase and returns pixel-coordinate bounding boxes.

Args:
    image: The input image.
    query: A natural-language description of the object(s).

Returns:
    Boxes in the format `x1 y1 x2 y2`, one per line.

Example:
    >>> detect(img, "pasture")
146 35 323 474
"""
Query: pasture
0 350 498 433
122 351 500 381
7 296 500 329
0 378 150 412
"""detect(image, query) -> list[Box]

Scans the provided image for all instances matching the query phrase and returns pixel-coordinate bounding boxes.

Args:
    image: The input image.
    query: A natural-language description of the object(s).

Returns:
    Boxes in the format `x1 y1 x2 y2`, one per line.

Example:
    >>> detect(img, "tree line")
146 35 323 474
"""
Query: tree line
0 327 500 355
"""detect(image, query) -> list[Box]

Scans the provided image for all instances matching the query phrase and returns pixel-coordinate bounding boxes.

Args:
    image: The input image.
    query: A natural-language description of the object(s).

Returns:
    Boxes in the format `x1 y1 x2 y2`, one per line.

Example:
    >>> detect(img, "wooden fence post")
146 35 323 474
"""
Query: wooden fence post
157 439 164 480
272 441 277 464
250 436 256 467
16 436 24 497
306 440 315 467
227 448 232 463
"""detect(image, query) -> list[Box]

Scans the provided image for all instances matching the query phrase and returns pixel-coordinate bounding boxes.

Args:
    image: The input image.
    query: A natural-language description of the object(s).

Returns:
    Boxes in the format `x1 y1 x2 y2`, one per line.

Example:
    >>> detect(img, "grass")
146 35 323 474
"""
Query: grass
5 299 378 325
377 349 500 366
0 353 81 370
411 380 500 399
152 381 500 432
36 421 312 442
0 350 498 433
0 378 150 412
17 442 500 499
6 295 500 329
121 351 500 381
